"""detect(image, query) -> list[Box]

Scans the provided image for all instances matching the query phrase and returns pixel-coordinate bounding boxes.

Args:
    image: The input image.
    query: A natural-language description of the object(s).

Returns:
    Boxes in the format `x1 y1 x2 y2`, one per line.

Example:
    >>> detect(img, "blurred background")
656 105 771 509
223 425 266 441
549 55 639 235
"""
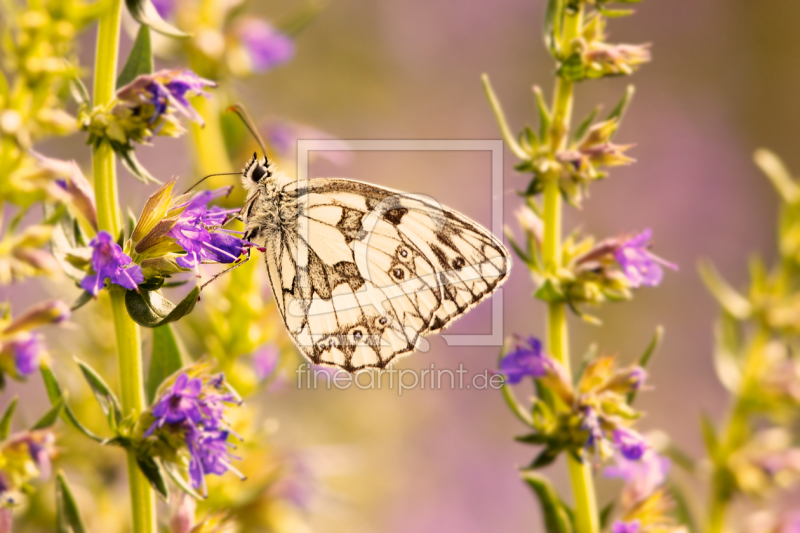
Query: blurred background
6 0 800 531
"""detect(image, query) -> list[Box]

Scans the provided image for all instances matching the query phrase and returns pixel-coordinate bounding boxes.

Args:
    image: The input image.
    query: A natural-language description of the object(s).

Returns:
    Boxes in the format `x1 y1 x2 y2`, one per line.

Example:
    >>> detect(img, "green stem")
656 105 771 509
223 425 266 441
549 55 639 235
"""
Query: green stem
706 326 769 533
91 2 156 532
541 4 599 533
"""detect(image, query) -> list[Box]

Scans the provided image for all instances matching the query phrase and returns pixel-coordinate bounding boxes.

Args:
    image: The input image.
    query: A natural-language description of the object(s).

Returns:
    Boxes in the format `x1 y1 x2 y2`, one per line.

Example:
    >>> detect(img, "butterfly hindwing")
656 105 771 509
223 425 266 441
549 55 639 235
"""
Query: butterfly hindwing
260 177 510 372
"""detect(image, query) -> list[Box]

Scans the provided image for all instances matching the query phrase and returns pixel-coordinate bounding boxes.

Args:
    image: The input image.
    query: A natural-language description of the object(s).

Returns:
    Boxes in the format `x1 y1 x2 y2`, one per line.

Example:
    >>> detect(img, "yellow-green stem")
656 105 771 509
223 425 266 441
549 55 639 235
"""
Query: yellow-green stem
542 3 599 533
92 2 156 532
706 327 769 533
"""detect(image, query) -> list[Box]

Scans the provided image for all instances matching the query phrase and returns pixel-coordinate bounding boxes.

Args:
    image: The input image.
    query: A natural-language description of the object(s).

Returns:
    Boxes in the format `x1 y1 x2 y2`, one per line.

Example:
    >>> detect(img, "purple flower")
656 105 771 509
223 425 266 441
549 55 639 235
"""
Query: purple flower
8 334 43 376
80 231 144 295
186 427 243 492
614 229 677 288
605 449 670 504
253 345 279 381
613 428 648 460
167 189 246 269
146 371 241 494
117 69 215 131
611 520 641 533
146 373 204 436
499 336 553 384
237 19 294 73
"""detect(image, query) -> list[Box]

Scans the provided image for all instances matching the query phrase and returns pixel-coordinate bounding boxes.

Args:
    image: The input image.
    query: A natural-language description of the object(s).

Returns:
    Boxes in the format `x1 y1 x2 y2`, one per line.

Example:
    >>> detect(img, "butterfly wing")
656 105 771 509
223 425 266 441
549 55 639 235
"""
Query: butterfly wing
263 178 510 372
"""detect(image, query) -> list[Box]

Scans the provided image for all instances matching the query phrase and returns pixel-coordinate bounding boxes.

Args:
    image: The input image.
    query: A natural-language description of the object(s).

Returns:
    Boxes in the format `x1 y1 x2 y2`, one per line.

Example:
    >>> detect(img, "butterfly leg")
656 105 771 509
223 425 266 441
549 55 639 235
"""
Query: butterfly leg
200 251 253 291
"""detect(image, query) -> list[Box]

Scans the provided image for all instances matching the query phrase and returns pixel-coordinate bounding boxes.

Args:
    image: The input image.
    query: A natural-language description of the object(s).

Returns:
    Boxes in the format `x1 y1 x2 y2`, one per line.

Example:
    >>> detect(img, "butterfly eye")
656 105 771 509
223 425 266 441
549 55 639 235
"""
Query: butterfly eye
391 267 406 280
452 257 466 270
351 329 364 342
251 165 268 182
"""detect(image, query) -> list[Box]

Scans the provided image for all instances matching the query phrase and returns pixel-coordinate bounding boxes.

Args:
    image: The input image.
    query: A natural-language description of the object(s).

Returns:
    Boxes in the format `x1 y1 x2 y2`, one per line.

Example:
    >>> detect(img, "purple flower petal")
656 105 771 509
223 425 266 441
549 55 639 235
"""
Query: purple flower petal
81 231 143 295
237 19 295 73
499 336 551 384
614 229 677 288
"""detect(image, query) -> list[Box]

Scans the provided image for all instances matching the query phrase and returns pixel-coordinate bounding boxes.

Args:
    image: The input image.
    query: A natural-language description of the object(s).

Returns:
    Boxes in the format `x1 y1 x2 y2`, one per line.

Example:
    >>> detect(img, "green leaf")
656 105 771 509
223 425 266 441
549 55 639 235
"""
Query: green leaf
535 278 564 303
40 365 103 442
0 397 18 439
481 74 529 161
698 260 752 319
606 85 636 139
56 471 87 533
528 446 561 470
163 462 204 499
75 359 122 421
125 286 201 328
599 502 615 529
147 324 185 404
70 291 94 312
117 25 153 89
521 470 574 533
125 0 189 38
67 74 91 107
533 86 552 144
32 399 64 430
136 456 170 500
572 106 600 144
669 482 698 533
627 326 664 404
543 0 559 54
118 147 162 185
515 432 550 445
700 414 720 461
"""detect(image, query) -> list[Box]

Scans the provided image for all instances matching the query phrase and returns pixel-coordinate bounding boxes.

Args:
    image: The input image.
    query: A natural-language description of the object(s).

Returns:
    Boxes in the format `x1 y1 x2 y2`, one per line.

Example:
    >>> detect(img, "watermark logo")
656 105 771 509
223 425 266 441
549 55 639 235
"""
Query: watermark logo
296 364 506 395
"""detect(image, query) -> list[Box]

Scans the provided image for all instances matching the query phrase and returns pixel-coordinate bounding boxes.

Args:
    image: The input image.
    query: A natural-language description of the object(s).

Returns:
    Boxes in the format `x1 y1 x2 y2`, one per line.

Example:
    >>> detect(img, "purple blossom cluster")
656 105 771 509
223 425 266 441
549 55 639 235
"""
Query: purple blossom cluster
167 188 246 270
146 373 243 493
81 231 143 296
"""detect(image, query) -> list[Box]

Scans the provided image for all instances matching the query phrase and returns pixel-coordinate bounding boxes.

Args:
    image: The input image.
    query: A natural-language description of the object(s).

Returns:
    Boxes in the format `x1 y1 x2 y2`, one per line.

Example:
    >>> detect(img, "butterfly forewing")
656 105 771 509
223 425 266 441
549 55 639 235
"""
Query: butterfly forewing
259 177 510 372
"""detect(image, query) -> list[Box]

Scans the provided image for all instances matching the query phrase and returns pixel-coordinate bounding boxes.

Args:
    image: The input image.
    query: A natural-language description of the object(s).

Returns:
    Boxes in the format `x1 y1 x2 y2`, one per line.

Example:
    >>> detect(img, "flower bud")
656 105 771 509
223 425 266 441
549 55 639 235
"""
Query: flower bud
2 300 70 335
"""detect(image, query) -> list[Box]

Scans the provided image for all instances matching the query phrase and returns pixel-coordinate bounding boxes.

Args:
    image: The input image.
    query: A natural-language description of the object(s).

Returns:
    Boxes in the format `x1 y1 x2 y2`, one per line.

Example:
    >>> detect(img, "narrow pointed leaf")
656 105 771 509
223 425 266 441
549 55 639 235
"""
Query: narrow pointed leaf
119 147 162 185
40 365 103 442
628 326 663 404
117 25 153 89
136 456 170 500
125 286 201 328
599 502 615 529
481 74 529 161
32 399 64 430
521 470 574 533
573 106 600 144
0 397 17 439
606 85 635 138
698 260 752 319
147 324 185 403
56 471 87 533
75 359 122 421
163 462 204 500
125 0 189 38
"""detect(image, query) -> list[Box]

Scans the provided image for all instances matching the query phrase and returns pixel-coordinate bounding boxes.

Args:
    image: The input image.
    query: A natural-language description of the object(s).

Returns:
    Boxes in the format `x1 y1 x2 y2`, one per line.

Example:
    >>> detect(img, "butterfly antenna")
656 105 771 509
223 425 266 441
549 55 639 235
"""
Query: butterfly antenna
227 103 268 161
184 172 241 194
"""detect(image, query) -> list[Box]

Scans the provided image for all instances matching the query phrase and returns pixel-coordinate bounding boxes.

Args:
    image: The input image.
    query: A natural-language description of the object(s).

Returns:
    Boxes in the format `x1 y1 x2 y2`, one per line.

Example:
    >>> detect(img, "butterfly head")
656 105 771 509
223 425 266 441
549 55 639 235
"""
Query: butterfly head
242 152 273 191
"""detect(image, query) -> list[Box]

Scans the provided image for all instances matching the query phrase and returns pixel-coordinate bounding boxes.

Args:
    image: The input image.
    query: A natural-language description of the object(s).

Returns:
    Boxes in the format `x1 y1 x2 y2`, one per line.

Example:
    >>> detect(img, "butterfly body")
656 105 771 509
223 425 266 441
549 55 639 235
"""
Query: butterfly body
240 155 510 372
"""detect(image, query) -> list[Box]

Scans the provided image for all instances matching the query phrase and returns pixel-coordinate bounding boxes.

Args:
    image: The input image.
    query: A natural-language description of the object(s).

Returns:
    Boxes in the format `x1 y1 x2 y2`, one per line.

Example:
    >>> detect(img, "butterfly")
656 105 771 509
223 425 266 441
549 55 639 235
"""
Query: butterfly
238 153 510 373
